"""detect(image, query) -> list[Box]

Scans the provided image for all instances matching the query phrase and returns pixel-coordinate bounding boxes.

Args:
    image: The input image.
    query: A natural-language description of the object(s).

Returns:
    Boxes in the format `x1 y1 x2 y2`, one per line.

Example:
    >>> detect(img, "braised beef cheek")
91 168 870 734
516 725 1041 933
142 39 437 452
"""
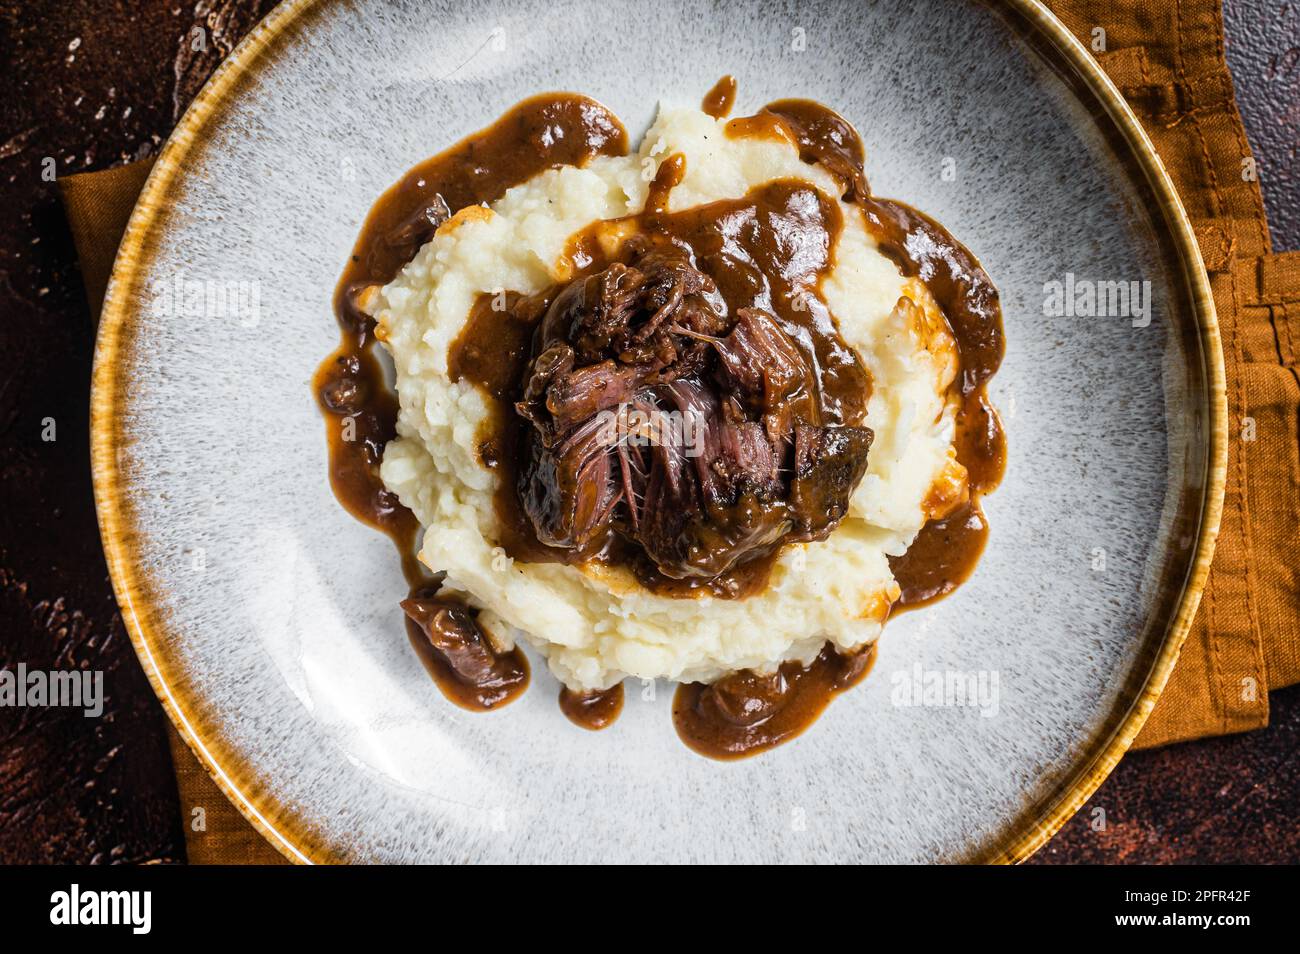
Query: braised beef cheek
513 237 873 581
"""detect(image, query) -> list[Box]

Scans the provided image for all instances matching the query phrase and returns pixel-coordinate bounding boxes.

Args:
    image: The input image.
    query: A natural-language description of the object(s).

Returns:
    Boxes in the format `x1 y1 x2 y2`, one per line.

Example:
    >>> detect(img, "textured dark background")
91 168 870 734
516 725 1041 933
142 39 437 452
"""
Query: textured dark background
0 0 1295 864
1223 0 1300 253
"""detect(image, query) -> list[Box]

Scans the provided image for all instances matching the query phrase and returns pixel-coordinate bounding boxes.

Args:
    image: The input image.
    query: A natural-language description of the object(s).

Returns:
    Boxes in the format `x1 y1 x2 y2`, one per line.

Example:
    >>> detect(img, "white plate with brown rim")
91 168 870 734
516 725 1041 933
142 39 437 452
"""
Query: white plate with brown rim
92 0 1224 863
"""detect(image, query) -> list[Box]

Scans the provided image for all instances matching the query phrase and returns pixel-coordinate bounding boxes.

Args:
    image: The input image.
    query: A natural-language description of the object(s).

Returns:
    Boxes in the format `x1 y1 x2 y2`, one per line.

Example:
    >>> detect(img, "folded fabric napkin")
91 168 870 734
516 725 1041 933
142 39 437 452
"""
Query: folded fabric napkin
61 0 1298 863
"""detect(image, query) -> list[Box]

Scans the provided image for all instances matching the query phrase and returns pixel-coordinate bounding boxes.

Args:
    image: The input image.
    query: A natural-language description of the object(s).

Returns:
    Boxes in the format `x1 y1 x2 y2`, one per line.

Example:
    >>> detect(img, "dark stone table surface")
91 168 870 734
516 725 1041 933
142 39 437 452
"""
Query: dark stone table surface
0 0 1295 864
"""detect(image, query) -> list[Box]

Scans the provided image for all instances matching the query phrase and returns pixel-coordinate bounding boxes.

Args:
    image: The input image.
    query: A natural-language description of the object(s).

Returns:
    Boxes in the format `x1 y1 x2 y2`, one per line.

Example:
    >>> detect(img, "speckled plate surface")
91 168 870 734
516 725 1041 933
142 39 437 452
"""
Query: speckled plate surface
92 0 1224 863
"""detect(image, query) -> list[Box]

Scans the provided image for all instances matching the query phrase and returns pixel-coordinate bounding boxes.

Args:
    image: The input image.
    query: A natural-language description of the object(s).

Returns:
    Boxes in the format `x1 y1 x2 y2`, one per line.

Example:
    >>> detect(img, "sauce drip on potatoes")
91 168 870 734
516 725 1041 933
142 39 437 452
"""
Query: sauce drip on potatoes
313 81 1005 754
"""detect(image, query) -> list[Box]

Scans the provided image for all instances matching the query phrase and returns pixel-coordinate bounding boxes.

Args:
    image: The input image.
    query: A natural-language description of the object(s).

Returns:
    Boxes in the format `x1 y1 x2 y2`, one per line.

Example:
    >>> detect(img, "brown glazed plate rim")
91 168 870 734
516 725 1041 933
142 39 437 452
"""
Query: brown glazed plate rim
90 0 1227 864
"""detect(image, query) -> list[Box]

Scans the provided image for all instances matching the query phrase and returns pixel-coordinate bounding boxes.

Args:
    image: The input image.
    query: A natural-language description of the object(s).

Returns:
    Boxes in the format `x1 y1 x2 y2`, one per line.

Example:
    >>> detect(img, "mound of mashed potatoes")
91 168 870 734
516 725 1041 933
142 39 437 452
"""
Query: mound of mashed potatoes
371 105 962 691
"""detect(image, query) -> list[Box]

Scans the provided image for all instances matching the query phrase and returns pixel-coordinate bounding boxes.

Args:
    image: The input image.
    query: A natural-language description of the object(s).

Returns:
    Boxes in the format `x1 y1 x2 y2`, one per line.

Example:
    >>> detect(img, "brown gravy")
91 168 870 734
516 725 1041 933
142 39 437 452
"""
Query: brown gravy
701 75 737 119
559 684 625 731
674 644 877 759
885 501 989 608
314 81 1004 758
312 333 425 584
402 586 530 711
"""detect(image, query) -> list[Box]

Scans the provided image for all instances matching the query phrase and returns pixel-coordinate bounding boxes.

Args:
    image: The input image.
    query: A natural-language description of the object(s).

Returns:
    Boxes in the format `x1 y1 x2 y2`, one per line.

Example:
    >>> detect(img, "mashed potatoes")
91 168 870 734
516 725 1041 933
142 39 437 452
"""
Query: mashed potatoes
372 106 962 691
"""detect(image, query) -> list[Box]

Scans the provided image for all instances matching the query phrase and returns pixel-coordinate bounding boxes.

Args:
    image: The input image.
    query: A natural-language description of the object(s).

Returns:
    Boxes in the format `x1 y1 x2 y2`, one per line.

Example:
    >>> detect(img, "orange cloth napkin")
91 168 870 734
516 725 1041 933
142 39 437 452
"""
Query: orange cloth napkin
1044 0 1300 746
61 0 1299 862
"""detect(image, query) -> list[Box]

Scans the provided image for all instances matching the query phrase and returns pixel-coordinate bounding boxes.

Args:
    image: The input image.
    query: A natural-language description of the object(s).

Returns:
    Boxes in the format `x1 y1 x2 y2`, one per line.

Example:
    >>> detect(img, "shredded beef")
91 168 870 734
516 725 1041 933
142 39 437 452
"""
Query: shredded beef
514 240 873 580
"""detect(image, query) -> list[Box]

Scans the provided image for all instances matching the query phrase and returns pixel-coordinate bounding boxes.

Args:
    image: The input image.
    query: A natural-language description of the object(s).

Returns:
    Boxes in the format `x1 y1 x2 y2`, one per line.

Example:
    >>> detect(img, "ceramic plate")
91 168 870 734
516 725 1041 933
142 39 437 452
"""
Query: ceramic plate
92 0 1224 863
